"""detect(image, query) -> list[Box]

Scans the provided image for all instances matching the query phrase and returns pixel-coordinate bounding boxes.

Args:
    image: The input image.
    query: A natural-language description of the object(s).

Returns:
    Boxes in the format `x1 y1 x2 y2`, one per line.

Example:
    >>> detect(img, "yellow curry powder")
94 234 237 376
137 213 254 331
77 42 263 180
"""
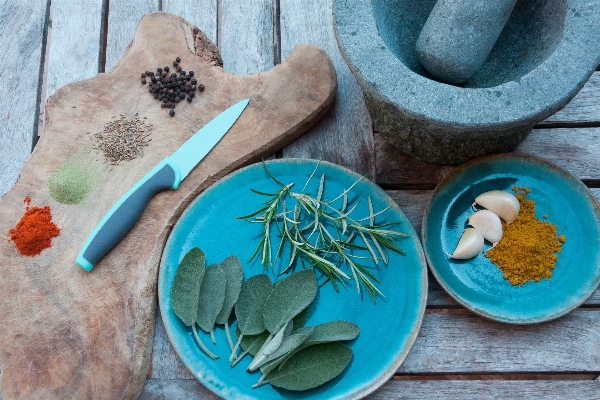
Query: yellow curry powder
485 187 565 285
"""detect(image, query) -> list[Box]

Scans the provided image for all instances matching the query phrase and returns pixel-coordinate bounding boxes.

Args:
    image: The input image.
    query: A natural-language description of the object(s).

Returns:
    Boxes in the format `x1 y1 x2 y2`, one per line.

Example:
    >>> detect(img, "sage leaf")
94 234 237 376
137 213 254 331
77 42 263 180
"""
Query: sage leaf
256 326 314 373
231 274 272 362
171 247 206 327
278 320 359 368
266 343 353 391
230 329 270 367
236 274 272 335
239 329 270 357
264 270 318 334
196 263 227 336
248 320 291 371
215 255 244 325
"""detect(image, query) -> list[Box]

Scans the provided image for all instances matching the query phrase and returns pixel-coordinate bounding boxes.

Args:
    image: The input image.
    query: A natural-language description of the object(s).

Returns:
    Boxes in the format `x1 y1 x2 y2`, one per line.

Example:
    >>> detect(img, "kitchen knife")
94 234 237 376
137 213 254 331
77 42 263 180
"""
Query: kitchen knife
76 98 250 271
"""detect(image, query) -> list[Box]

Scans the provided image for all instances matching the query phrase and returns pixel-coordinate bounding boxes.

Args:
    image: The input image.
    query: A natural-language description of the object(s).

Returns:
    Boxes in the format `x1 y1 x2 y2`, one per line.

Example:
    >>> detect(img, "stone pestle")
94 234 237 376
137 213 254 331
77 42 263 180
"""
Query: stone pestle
416 0 518 84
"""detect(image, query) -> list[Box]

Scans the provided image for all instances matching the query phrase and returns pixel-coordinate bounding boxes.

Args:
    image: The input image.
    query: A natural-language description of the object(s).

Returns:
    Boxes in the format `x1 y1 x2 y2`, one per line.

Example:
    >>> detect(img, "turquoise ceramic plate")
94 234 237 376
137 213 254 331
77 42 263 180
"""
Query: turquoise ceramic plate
423 154 600 324
158 159 427 399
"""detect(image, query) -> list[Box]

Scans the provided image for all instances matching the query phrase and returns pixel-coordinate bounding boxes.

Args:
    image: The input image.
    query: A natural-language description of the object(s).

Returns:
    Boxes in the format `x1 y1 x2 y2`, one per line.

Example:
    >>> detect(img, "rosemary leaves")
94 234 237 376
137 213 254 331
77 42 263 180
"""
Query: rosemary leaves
90 114 152 164
239 161 409 302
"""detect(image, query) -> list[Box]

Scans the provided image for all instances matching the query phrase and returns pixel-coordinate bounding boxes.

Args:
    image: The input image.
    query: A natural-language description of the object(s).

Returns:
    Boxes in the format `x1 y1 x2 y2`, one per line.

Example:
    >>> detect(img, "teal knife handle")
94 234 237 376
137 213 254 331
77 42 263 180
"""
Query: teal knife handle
76 158 181 271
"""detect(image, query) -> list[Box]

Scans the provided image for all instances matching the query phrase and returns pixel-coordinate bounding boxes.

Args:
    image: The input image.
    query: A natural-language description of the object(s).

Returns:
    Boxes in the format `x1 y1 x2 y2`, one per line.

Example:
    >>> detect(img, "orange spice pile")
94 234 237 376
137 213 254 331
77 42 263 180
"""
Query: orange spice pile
486 187 566 285
9 197 60 256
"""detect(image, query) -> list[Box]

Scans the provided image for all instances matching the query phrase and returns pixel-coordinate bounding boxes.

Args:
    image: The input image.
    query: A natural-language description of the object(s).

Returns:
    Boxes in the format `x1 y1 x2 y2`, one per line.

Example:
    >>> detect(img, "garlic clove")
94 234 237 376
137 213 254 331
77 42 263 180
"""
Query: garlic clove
473 190 520 223
447 228 484 259
468 210 503 246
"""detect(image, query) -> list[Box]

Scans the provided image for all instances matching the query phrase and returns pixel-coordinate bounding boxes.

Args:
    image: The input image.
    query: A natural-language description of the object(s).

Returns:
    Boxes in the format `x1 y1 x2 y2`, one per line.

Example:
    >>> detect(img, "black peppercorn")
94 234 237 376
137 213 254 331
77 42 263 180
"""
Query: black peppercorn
176 66 182 73
153 93 159 99
151 77 157 83
187 96 192 102
198 84 205 92
173 61 179 67
171 73 177 78
189 71 194 77
191 78 197 85
176 56 181 62
141 78 147 84
190 91 195 98
161 103 166 108
164 66 170 72
175 96 181 102
169 110 175 116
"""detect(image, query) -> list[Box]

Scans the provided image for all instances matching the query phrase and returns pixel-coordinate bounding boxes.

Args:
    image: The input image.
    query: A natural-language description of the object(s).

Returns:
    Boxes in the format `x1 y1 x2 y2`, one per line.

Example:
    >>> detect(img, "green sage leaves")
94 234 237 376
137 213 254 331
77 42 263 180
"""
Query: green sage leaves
171 247 206 327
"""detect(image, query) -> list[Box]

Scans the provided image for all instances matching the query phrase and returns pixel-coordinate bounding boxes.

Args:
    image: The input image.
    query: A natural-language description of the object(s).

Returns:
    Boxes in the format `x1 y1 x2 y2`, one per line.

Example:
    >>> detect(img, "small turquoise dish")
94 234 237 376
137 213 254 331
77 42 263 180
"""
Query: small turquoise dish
423 154 600 324
158 159 427 399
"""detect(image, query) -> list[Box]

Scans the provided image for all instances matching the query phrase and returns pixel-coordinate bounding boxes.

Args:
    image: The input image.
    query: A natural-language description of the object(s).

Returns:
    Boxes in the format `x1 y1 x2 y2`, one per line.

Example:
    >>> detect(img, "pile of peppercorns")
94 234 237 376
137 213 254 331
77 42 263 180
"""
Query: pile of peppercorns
140 57 205 117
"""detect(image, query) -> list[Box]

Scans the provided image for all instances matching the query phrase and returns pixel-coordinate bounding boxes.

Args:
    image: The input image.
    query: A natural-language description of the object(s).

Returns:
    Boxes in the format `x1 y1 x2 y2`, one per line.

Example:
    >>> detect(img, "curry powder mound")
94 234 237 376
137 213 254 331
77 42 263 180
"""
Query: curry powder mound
486 187 565 285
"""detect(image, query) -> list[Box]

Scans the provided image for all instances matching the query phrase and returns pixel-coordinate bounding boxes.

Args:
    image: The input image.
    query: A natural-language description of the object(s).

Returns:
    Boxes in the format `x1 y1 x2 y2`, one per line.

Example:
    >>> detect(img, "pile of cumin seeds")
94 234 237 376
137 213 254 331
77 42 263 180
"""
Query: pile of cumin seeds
91 114 153 165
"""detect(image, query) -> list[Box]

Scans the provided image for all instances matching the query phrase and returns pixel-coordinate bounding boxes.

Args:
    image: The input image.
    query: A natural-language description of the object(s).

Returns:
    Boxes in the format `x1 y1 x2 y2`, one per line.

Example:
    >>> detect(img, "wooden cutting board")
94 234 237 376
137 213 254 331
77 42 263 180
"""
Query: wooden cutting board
0 12 336 399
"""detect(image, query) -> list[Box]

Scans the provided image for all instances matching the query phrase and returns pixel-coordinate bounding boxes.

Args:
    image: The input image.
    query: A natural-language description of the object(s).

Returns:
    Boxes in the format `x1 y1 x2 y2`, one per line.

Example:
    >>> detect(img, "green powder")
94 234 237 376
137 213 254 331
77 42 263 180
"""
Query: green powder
49 158 96 204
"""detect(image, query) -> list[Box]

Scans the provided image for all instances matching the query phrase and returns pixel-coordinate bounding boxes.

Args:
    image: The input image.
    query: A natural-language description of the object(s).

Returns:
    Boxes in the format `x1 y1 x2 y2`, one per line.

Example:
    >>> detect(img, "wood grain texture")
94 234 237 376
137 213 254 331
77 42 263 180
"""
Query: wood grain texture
280 0 375 179
400 310 600 373
541 72 600 125
387 189 600 307
139 378 600 400
366 380 600 399
105 0 160 71
140 379 219 399
377 128 600 186
0 0 49 197
149 310 193 380
45 0 104 98
162 0 217 44
0 13 336 399
219 0 274 74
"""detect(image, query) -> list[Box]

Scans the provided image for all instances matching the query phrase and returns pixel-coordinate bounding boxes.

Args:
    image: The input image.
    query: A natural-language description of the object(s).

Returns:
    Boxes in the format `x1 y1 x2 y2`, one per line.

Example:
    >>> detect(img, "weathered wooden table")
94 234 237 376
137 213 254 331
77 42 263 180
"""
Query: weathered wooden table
2 1 599 399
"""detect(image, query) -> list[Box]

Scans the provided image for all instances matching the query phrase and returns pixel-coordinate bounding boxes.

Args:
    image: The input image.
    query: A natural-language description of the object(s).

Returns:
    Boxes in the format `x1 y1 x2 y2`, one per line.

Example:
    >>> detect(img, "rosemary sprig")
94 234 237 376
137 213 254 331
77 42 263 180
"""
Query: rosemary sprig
239 161 408 302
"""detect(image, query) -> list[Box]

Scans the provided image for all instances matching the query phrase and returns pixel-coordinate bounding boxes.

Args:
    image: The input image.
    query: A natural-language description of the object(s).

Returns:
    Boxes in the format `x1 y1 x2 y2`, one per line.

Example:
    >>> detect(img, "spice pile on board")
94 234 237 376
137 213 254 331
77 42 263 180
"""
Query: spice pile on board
91 114 152 164
9 197 60 256
141 56 205 117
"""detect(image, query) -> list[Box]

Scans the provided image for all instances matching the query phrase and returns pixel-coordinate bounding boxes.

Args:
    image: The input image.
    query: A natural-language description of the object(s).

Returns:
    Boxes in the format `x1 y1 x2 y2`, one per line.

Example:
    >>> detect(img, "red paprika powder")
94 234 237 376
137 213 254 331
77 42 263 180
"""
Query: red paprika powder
9 197 60 256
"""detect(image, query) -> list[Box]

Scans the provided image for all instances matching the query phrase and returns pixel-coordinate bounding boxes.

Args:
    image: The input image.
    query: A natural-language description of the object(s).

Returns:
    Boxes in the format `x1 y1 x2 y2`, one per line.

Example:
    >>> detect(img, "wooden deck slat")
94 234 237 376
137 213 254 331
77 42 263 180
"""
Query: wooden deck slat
45 0 104 99
0 0 49 197
139 378 600 400
105 0 160 72
377 128 600 186
400 310 600 374
540 72 600 126
219 0 274 75
162 0 218 44
279 0 375 179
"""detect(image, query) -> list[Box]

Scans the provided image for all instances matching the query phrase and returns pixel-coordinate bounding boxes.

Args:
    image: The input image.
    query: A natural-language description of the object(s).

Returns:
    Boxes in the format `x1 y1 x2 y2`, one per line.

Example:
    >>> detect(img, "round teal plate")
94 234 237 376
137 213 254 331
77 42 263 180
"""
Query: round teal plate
158 159 427 399
423 154 600 324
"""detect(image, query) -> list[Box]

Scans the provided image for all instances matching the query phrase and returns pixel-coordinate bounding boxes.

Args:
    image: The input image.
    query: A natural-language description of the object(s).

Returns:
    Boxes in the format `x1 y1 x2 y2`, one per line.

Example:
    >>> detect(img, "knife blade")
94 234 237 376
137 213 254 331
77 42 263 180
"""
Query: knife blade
76 98 250 271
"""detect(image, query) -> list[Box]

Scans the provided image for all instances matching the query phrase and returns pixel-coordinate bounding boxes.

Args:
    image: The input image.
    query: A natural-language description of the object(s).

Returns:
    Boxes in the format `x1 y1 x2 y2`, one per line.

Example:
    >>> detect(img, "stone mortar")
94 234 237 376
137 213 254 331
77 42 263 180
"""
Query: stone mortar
333 0 600 165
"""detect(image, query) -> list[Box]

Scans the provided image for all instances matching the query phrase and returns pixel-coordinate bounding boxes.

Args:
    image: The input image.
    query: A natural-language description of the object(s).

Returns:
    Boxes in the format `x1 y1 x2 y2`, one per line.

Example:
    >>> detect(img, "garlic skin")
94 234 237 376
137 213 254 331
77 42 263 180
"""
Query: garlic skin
447 228 484 259
468 210 503 246
473 190 520 223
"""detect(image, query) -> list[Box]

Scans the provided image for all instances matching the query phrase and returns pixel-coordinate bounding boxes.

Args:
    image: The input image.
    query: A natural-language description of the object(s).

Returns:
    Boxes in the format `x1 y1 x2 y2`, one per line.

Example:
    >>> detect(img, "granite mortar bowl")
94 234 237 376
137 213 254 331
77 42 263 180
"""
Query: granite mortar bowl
334 0 600 165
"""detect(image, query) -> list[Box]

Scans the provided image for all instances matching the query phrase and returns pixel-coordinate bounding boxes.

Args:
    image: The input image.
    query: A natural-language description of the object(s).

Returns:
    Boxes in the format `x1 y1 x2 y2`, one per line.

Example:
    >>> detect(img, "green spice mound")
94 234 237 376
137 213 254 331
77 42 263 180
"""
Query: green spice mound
48 158 96 204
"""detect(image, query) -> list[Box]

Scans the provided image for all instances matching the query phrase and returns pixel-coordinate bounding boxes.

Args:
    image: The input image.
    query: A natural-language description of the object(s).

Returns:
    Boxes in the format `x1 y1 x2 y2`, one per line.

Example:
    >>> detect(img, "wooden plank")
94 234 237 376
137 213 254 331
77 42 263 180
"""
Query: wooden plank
45 0 104 98
367 380 600 400
0 0 49 196
387 189 600 307
400 310 600 373
139 378 600 400
219 0 274 75
140 379 218 399
541 72 600 125
377 127 600 187
280 0 375 179
150 310 193 380
162 0 218 44
105 0 160 72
